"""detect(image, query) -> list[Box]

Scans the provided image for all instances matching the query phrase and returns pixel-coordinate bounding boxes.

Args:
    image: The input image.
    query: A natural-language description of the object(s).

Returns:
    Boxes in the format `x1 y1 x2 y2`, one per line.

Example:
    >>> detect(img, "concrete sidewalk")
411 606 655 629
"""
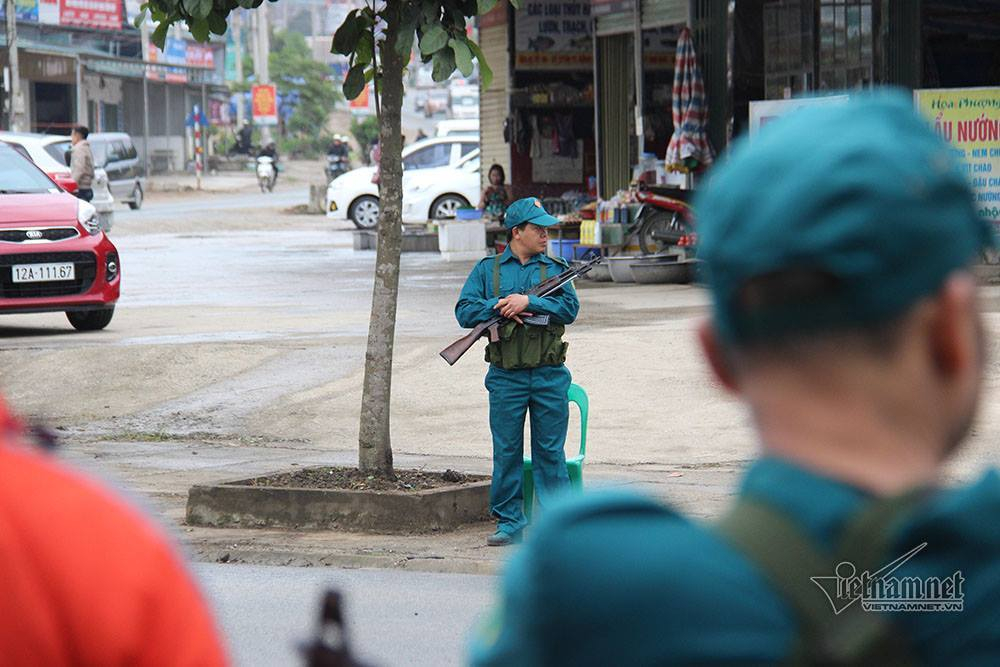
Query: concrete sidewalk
146 157 327 194
58 432 744 576
147 170 258 194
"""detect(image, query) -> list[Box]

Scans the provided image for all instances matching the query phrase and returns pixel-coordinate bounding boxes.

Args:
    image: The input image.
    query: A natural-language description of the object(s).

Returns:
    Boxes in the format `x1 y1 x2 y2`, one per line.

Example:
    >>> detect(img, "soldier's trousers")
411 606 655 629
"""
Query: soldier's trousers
485 363 571 535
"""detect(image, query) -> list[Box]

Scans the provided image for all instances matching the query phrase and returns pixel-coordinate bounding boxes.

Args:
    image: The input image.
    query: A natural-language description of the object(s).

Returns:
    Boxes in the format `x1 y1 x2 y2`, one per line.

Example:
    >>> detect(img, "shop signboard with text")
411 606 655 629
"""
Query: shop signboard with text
515 0 592 70
252 84 278 126
915 87 1000 227
59 0 121 30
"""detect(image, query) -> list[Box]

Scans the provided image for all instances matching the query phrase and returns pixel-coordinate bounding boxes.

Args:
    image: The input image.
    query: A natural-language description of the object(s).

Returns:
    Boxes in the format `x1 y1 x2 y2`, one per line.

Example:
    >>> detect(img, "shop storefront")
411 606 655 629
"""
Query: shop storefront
592 0 691 198
471 1 1000 281
477 0 597 201
82 53 227 174
474 0 709 281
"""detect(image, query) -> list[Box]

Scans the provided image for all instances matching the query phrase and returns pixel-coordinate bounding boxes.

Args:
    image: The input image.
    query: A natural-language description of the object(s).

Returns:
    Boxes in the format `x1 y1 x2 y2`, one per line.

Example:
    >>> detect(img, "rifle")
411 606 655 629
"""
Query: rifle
300 590 373 667
440 255 602 366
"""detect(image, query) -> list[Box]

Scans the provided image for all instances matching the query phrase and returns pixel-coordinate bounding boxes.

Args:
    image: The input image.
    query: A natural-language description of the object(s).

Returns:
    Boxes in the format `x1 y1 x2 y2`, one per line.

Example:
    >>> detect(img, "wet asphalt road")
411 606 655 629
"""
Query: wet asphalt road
117 189 308 222
196 563 494 667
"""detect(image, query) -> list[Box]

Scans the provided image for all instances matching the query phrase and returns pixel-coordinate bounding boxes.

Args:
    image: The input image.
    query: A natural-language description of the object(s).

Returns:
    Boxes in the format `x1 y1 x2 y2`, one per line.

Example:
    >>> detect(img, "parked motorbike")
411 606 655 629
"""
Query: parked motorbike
256 156 276 193
632 185 696 255
325 154 349 182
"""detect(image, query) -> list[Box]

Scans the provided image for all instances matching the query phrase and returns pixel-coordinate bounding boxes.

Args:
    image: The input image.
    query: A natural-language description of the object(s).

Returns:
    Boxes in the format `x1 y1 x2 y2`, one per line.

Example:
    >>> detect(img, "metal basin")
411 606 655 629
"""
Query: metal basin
630 260 696 284
606 256 639 283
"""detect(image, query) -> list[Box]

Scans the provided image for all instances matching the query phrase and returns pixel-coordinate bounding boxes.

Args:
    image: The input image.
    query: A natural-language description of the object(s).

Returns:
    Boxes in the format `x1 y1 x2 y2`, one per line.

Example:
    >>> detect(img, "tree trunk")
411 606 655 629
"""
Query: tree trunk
358 9 403 477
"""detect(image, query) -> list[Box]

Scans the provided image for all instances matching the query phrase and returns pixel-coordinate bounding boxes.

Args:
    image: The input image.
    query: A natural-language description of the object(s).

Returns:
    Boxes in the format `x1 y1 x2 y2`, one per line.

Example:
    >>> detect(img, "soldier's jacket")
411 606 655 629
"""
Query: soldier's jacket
455 247 579 329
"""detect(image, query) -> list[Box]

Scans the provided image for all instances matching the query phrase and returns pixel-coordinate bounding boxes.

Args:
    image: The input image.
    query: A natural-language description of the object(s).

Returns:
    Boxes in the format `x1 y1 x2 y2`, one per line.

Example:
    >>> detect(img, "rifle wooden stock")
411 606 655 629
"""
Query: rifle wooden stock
440 318 499 365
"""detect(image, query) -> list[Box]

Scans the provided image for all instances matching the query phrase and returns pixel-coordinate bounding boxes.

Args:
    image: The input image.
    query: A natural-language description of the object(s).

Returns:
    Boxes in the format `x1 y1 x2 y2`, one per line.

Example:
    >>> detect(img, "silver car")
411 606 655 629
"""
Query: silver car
88 132 145 210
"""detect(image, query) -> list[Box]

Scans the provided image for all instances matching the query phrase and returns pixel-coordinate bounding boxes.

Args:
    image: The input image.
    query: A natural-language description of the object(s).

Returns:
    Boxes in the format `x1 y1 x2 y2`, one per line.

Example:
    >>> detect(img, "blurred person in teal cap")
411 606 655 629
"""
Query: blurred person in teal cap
469 91 1000 665
455 197 580 547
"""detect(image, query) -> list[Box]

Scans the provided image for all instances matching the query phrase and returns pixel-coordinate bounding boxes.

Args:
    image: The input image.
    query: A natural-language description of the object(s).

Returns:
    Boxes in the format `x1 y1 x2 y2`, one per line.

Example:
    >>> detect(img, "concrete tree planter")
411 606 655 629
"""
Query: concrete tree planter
186 468 491 533
352 229 439 252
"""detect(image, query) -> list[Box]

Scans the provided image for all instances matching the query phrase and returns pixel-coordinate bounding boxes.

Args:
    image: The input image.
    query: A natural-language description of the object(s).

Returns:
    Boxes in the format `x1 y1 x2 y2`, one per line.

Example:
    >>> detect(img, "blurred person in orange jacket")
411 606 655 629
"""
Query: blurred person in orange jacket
0 398 229 666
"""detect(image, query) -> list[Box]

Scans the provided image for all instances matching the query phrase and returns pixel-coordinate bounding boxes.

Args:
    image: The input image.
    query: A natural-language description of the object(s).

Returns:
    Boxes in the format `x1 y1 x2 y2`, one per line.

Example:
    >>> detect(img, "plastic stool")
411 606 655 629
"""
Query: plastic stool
523 383 588 521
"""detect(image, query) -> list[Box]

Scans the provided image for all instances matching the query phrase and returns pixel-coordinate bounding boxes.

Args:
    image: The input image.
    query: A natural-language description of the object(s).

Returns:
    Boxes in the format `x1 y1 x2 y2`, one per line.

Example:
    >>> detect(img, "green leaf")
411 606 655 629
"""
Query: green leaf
132 8 148 29
356 31 373 66
477 0 498 13
332 10 365 56
151 21 170 50
508 0 522 9
422 3 440 23
450 38 474 77
364 67 376 83
189 16 210 42
237 0 260 8
432 46 456 82
467 39 492 89
343 64 366 100
208 12 228 36
396 11 417 58
182 0 213 20
419 25 448 55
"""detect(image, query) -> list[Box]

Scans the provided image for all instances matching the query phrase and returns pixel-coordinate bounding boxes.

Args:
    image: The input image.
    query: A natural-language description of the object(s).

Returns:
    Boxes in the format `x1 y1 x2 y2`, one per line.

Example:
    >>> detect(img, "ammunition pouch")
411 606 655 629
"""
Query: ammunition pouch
485 321 567 370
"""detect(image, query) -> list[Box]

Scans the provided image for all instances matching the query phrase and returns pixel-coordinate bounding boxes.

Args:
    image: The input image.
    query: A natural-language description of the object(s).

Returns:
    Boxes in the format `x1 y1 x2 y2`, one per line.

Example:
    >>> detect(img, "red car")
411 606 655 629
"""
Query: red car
0 142 120 330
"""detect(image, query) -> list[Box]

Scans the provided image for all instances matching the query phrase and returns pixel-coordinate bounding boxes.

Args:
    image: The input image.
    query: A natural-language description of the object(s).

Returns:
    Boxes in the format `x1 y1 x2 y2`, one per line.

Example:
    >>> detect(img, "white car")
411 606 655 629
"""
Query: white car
327 136 480 229
0 132 115 231
402 152 480 223
436 119 479 137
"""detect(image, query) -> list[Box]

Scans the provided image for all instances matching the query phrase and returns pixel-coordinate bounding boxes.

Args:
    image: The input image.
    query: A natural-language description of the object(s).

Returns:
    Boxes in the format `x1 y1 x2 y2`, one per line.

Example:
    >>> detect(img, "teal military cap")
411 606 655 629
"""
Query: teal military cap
504 197 559 229
694 90 996 344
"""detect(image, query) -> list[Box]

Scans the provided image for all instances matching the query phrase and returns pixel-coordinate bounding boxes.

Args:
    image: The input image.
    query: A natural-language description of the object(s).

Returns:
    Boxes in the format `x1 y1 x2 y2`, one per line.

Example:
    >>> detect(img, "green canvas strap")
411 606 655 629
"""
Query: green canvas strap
836 488 928 571
494 256 546 299
716 501 834 634
716 491 925 666
493 254 501 298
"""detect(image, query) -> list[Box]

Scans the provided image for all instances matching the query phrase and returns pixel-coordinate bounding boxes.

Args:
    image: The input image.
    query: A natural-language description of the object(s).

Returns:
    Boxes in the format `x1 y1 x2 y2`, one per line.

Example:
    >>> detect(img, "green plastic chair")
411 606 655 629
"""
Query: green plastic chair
522 383 588 521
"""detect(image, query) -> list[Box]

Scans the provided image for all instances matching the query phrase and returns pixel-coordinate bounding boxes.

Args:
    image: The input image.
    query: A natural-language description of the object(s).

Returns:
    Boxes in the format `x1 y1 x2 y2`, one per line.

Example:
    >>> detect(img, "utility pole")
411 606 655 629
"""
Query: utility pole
140 18 151 178
4 0 25 131
232 9 245 128
309 2 320 37
255 0 272 144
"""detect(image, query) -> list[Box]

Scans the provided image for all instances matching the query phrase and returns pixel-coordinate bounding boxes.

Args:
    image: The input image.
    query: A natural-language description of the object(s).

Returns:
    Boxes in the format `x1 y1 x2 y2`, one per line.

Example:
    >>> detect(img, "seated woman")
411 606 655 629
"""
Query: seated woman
479 164 512 221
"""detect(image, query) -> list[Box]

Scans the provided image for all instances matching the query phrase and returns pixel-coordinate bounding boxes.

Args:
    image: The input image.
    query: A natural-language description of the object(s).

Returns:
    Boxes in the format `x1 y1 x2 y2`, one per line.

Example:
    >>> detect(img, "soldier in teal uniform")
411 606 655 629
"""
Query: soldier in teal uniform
470 93 1000 664
456 197 580 547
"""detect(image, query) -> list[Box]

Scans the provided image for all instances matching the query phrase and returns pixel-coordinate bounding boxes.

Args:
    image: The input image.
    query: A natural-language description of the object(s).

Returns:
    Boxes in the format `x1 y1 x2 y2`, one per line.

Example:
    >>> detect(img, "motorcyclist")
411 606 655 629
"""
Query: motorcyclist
257 142 279 185
327 135 349 159
326 135 350 181
235 121 253 155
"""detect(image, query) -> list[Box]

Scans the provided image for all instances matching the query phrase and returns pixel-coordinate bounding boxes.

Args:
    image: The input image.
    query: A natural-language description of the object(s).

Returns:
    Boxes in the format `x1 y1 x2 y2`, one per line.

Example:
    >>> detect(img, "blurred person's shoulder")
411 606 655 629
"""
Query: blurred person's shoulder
0 437 169 550
498 491 793 664
0 437 227 666
884 470 1000 665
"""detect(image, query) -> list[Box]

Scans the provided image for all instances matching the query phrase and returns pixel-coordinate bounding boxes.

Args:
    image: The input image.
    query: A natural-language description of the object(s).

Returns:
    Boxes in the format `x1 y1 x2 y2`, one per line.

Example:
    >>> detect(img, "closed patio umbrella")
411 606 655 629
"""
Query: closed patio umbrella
665 27 714 178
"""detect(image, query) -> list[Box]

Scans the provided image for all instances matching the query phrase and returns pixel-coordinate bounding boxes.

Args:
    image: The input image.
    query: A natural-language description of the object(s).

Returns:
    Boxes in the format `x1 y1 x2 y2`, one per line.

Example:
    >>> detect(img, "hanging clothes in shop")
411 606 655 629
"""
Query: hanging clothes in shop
508 110 534 156
553 114 577 159
530 114 545 159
